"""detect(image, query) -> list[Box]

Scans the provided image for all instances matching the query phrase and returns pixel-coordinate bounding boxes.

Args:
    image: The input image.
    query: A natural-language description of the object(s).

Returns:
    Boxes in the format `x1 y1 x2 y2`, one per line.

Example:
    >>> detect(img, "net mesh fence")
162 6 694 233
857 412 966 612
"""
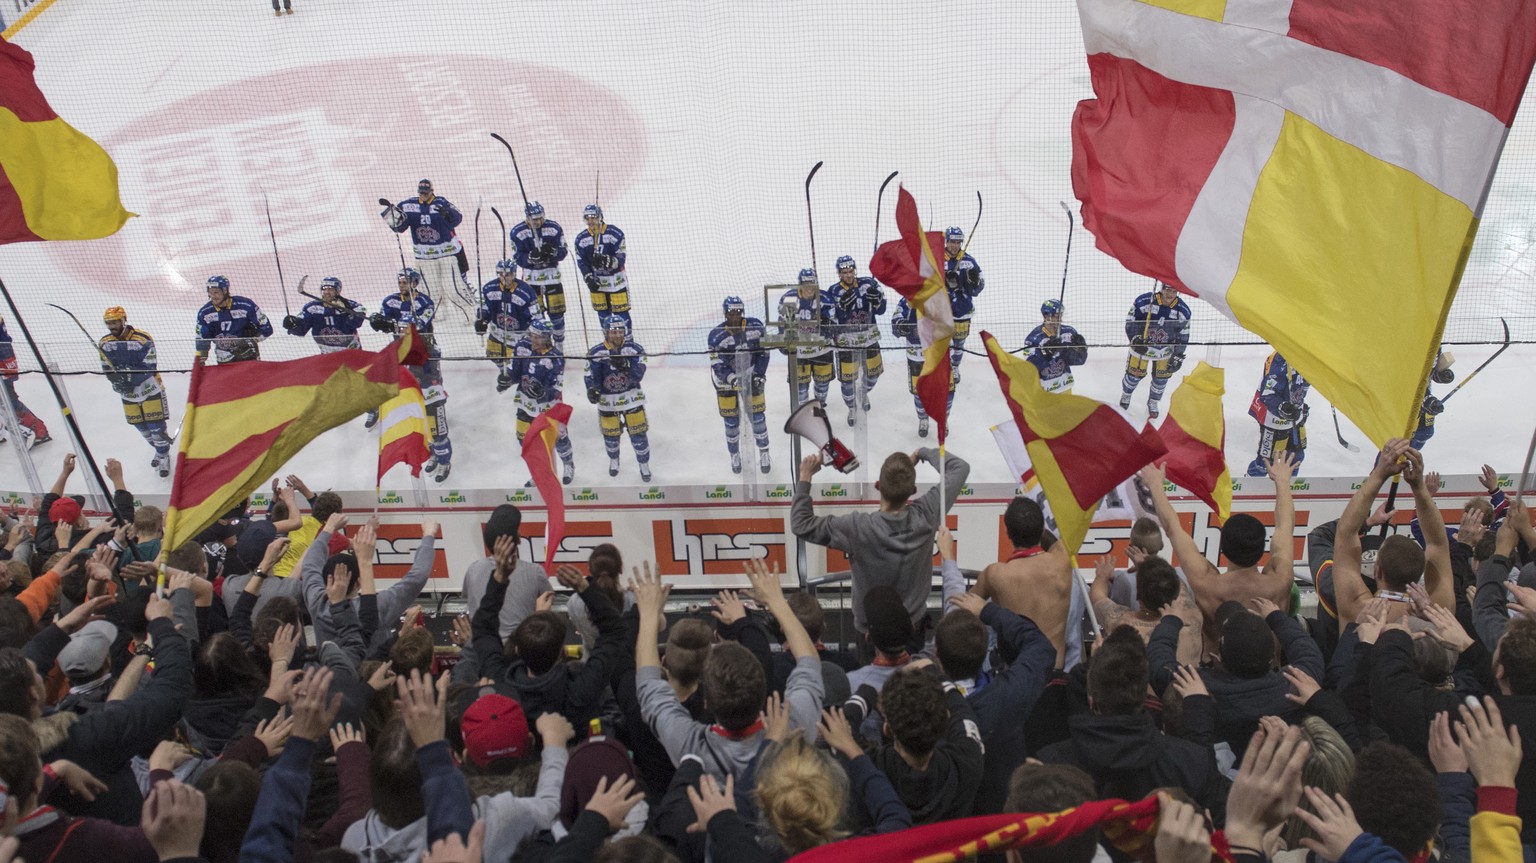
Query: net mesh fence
1 0 1531 382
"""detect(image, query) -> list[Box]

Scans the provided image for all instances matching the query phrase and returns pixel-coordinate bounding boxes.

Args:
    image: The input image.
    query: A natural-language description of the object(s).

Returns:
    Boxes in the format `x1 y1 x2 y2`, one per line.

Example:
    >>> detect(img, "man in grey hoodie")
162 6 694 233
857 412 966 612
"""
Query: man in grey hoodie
792 447 969 657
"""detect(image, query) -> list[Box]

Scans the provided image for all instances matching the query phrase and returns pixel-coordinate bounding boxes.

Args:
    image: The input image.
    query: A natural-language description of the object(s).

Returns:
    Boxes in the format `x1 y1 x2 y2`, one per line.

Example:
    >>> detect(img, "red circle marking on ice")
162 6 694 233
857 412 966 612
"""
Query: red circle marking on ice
48 56 647 307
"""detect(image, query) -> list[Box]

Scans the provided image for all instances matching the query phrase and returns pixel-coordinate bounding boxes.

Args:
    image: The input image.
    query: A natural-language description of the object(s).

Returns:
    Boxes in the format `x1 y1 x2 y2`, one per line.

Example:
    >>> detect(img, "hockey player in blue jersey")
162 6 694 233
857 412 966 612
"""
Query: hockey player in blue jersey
1248 351 1309 477
708 296 772 475
1119 282 1191 418
195 276 272 364
889 297 951 438
512 202 569 347
1411 350 1456 449
777 268 835 404
475 259 541 393
282 277 365 353
574 204 632 330
100 307 172 476
371 268 453 481
512 320 575 485
0 313 49 446
382 179 474 310
585 319 651 481
942 227 984 382
830 255 886 426
1023 299 1088 394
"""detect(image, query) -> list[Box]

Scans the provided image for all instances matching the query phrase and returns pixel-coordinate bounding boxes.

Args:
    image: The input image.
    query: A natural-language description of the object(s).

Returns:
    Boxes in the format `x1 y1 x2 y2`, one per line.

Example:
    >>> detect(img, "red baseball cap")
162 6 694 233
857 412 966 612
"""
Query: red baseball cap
461 694 530 767
49 497 82 526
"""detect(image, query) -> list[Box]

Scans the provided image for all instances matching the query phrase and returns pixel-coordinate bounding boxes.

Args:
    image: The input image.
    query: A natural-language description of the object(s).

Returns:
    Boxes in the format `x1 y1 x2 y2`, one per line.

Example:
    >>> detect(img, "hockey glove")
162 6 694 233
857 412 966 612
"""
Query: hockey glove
107 373 133 396
1276 400 1302 422
945 271 960 291
751 374 766 392
282 315 302 333
1165 354 1184 374
369 313 396 333
1431 367 1455 385
473 319 488 335
522 378 545 401
584 273 600 292
1422 395 1445 416
965 267 980 287
586 386 600 405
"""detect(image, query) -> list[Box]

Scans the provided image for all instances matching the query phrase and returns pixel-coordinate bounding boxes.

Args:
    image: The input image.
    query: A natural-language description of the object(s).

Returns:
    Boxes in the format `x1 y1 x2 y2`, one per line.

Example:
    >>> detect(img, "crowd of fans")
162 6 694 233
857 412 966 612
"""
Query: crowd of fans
0 439 1530 863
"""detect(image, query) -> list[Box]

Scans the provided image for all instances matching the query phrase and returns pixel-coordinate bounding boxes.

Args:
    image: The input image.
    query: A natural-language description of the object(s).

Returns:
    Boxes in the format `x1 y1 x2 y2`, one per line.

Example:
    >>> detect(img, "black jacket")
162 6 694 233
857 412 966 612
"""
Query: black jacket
849 670 985 824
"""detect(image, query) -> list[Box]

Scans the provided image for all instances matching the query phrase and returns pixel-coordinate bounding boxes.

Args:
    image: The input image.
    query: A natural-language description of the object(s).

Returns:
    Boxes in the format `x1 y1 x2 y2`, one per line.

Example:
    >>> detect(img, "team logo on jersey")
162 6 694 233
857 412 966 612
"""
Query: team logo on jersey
653 517 787 576
417 227 442 243
602 373 631 391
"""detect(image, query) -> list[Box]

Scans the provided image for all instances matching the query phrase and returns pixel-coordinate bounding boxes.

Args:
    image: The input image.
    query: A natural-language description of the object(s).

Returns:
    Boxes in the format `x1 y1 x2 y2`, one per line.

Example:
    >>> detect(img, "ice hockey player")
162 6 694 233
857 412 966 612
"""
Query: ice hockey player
830 255 886 425
889 297 950 438
512 320 575 485
942 226 984 382
777 268 835 405
574 204 631 330
1411 349 1456 450
0 312 49 446
196 275 272 364
1247 351 1309 477
99 307 173 477
708 295 771 475
585 319 651 481
1119 281 1191 418
382 179 474 310
512 201 569 347
1023 299 1088 394
283 277 365 353
371 268 453 482
476 259 540 393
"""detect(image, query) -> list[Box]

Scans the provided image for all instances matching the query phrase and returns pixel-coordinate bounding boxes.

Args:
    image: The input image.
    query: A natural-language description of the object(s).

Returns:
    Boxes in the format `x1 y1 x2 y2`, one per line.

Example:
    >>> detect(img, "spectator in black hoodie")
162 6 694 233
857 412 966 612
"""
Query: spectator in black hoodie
1036 625 1228 826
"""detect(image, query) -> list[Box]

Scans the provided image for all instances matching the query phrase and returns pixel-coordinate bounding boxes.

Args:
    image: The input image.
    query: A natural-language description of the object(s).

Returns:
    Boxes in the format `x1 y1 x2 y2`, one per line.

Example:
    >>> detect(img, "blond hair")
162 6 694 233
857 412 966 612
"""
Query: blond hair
1282 717 1356 850
753 736 849 853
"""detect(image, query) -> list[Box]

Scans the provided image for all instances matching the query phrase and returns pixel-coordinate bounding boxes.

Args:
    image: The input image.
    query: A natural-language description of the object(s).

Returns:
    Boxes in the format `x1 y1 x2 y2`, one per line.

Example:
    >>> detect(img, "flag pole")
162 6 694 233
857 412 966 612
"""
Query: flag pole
0 278 112 508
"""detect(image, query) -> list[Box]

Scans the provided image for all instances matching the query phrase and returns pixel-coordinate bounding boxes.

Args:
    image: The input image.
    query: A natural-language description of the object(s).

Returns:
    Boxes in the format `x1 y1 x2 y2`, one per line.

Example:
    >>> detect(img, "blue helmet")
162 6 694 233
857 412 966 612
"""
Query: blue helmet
945 226 964 243
525 201 545 218
723 295 745 315
529 319 553 345
417 179 433 194
495 259 517 276
583 204 603 220
604 318 629 339
797 268 817 285
835 255 856 272
320 276 342 293
397 268 421 285
1041 299 1064 318
206 275 230 292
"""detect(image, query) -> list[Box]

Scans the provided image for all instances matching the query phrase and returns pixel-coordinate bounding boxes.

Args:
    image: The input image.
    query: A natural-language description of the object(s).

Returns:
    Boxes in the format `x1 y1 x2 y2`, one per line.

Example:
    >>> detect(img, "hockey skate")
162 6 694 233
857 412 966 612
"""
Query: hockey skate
151 451 170 478
364 411 379 430
918 416 930 438
562 460 575 485
608 457 620 477
1147 400 1161 420
861 395 871 412
730 451 742 474
1119 394 1132 411
28 431 46 448
423 454 438 475
433 461 451 483
759 449 771 474
639 462 652 482
847 407 857 427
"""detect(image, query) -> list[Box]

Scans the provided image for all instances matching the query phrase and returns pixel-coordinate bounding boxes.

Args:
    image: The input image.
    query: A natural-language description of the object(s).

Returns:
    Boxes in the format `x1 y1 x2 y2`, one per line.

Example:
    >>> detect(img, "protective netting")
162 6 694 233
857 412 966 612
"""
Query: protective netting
1 0 1531 383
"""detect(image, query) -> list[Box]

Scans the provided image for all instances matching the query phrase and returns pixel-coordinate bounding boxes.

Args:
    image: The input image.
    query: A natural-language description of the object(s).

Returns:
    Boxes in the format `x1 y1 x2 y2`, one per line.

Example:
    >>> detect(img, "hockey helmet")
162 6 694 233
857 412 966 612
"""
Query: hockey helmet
417 179 433 194
495 259 517 277
1041 299 1064 318
722 295 745 316
206 275 230 293
529 319 553 346
397 267 421 286
604 318 630 339
945 226 964 243
583 204 604 220
525 201 545 218
102 306 127 323
835 255 857 272
320 276 343 293
797 267 818 285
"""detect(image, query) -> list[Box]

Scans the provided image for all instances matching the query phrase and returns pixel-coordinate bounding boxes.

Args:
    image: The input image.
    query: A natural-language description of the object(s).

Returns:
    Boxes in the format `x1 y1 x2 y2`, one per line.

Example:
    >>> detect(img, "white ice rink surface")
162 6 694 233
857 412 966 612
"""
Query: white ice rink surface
2 0 1534 496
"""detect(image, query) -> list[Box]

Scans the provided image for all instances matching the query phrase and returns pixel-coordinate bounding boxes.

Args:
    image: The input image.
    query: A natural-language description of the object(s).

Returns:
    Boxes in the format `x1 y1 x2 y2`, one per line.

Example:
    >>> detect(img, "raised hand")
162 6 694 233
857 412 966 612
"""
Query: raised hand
711 589 746 626
1265 450 1298 485
330 722 366 751
761 691 790 743
553 564 589 593
686 774 737 834
798 453 822 483
269 622 299 666
1224 722 1310 849
289 666 342 742
56 594 114 635
1154 793 1213 863
421 820 487 863
1480 464 1501 495
1427 712 1467 774
949 591 986 617
936 524 956 562
1454 509 1487 548
1296 788 1364 862
1422 602 1474 653
630 561 670 619
1282 665 1321 706
585 775 644 834
395 669 450 747
140 780 207 862
1456 696 1522 788
253 712 295 758
325 564 351 604
817 706 862 759
491 534 519 583
744 557 785 608
1171 664 1208 699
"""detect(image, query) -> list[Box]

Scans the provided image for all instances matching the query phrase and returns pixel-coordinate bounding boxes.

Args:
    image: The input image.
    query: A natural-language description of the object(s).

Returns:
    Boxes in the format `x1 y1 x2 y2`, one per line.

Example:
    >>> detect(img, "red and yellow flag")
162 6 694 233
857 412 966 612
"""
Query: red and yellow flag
165 331 424 550
520 402 573 576
870 186 954 442
789 793 1234 863
983 332 1166 558
0 36 132 244
376 368 430 484
1159 361 1232 524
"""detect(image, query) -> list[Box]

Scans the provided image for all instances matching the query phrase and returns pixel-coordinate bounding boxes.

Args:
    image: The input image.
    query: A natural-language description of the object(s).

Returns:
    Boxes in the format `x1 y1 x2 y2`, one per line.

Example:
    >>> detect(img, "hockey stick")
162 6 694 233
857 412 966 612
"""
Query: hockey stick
873 171 899 254
805 161 823 278
44 303 109 363
474 203 483 292
379 198 409 271
1057 201 1073 303
262 191 292 318
491 207 508 261
1439 317 1510 406
1331 406 1360 452
489 133 532 210
960 191 983 257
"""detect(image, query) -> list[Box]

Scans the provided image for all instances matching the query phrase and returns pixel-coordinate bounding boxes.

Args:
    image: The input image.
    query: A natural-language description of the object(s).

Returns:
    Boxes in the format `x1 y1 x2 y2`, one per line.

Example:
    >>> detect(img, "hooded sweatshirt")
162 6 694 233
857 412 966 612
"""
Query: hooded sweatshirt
848 673 985 824
1036 713 1229 824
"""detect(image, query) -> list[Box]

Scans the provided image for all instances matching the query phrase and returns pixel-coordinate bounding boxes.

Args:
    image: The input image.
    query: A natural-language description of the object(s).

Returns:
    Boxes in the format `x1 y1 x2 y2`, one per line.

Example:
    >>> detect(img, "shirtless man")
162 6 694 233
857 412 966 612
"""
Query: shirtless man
1091 551 1204 664
974 497 1076 670
1140 451 1297 648
1331 439 1454 630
